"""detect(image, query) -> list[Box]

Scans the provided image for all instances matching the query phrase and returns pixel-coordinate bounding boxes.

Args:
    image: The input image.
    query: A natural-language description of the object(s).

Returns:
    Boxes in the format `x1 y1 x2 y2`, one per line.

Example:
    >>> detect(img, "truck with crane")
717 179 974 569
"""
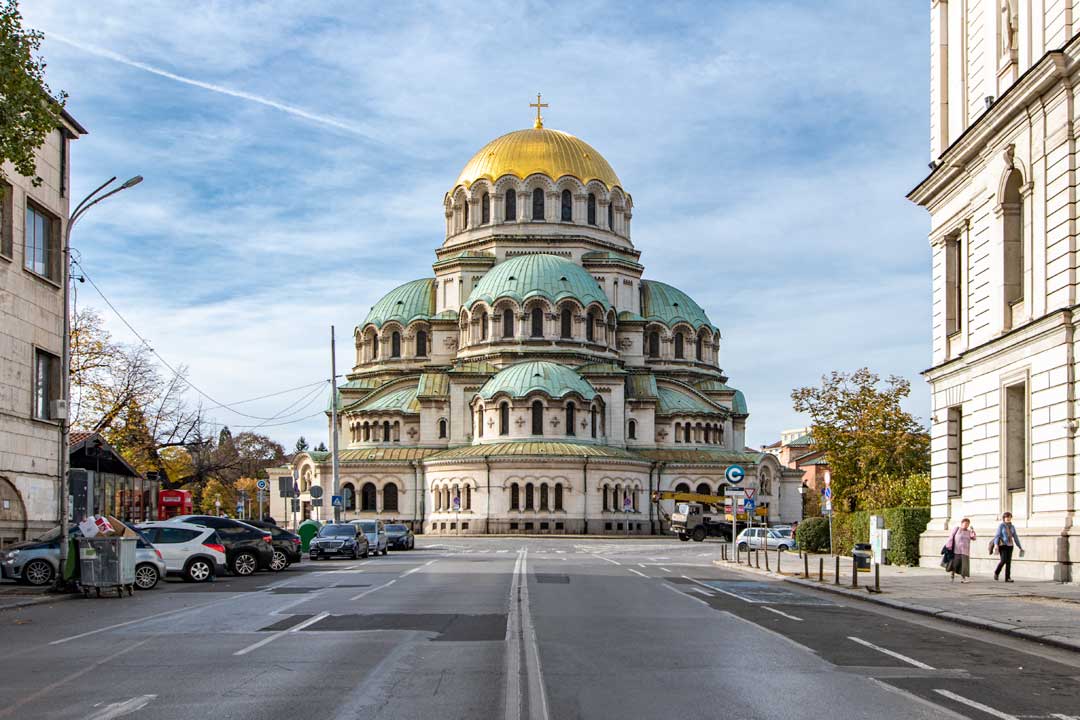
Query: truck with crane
651 490 752 542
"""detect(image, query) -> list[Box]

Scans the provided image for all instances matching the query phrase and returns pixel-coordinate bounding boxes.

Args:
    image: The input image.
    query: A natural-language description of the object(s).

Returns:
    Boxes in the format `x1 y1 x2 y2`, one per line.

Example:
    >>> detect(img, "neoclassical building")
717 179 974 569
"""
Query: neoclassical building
280 110 801 534
910 2 1080 580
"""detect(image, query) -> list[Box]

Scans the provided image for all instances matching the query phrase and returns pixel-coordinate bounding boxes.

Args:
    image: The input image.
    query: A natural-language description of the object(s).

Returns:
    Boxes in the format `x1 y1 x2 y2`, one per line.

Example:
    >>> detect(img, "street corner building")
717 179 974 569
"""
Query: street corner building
909 2 1080 581
275 113 803 535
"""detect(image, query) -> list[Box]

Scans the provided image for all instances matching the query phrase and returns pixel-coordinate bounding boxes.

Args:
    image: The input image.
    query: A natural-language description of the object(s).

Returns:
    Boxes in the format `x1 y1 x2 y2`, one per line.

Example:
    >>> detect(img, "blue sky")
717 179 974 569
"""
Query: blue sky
26 0 931 450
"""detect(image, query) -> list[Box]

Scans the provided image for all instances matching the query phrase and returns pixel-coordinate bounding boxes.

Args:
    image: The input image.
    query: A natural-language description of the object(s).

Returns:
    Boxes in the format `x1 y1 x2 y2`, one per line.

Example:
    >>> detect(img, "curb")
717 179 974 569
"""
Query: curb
714 559 1080 655
0 592 79 612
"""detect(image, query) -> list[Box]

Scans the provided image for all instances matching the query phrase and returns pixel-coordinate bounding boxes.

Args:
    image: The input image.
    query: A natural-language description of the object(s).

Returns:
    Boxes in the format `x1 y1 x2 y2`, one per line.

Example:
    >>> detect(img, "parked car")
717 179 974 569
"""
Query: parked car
309 523 369 560
137 521 228 582
0 524 166 590
350 520 389 555
246 520 302 570
384 523 414 550
171 515 275 575
736 527 793 552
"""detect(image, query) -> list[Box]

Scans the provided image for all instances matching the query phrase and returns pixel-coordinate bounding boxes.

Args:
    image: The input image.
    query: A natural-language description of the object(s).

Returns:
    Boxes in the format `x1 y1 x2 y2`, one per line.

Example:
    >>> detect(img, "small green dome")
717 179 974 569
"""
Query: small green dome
465 254 611 311
478 361 597 401
640 280 714 330
362 278 435 328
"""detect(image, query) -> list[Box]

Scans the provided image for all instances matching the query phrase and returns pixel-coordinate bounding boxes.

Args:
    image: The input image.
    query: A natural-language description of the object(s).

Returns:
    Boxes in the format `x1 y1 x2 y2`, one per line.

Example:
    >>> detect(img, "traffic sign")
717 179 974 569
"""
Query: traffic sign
311 498 323 507
724 487 744 496
452 495 461 511
823 487 832 499
743 488 756 501
290 499 300 512
725 465 746 485
623 496 632 511
331 495 343 508
310 486 324 499
744 499 755 514
256 478 269 491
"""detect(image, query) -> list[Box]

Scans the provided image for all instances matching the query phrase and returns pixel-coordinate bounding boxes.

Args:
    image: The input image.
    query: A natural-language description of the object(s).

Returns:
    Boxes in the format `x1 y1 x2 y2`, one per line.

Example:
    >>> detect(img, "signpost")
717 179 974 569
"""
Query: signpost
256 478 268 521
311 485 324 522
332 495 343 509
725 465 745 561
824 471 833 552
453 494 461 535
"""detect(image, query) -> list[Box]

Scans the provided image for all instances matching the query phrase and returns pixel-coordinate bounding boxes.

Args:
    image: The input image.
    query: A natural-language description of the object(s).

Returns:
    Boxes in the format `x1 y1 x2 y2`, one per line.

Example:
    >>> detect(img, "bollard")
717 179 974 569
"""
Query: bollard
776 548 781 574
834 555 840 585
804 553 809 579
818 557 824 582
764 547 770 571
874 563 880 593
851 556 858 588
755 550 760 569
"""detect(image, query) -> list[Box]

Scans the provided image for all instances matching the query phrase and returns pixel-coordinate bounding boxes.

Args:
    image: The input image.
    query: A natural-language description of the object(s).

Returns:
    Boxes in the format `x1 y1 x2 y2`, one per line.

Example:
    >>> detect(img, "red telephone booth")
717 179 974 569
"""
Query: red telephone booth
158 489 194 519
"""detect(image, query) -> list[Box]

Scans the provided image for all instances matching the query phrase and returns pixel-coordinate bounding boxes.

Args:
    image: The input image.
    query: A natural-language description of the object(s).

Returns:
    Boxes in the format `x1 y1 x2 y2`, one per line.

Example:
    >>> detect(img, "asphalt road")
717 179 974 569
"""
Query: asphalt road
1 537 1078 720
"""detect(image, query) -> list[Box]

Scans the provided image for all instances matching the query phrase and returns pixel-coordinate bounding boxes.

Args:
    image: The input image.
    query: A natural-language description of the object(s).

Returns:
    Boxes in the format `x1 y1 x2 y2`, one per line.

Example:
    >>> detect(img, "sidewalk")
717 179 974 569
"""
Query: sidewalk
0 581 78 612
716 551 1080 653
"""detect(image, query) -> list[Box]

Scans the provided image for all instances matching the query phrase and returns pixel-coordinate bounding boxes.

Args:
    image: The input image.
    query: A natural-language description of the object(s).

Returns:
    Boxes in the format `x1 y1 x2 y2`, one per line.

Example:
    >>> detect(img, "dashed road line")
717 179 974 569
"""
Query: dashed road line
594 555 622 566
761 606 803 622
932 689 1017 719
83 695 157 720
848 636 934 670
234 612 329 656
627 568 648 578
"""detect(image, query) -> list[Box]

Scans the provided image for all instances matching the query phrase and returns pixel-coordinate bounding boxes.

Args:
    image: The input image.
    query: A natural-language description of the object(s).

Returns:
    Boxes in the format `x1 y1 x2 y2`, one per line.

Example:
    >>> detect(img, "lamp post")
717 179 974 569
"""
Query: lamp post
58 176 143 583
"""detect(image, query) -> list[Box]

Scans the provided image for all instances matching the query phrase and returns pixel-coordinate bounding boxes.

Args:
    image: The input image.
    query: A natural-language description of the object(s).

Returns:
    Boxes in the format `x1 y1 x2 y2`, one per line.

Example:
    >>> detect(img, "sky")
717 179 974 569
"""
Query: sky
24 0 932 451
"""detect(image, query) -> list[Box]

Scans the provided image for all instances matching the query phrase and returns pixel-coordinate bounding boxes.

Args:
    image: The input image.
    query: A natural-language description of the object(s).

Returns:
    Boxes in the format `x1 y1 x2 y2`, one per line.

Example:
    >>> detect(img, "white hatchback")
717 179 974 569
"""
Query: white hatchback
137 521 227 582
736 527 793 552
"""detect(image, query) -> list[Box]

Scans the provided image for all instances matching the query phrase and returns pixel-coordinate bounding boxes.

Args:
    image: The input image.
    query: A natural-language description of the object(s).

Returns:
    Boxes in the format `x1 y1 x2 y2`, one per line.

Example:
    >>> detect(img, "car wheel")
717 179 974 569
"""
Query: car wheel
23 559 54 586
184 558 213 583
678 533 690 542
232 552 258 576
134 563 160 590
778 545 789 552
737 542 748 552
691 527 707 543
269 550 289 572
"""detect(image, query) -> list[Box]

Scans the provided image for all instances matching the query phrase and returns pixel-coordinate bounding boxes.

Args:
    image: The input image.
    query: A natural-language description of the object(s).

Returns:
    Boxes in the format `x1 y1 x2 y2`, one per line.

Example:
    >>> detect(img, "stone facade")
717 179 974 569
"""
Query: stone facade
910 1 1080 580
0 114 84 546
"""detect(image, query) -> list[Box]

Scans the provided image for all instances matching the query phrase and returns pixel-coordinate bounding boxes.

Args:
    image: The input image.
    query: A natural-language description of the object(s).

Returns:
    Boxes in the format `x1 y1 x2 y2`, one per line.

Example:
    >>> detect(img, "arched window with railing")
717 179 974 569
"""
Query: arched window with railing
532 188 544 220
505 189 516 221
561 189 572 221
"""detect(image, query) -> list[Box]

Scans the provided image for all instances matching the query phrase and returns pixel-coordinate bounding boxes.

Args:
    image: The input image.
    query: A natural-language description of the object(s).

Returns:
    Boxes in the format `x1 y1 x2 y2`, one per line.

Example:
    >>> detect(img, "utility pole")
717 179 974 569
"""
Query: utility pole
330 326 342 523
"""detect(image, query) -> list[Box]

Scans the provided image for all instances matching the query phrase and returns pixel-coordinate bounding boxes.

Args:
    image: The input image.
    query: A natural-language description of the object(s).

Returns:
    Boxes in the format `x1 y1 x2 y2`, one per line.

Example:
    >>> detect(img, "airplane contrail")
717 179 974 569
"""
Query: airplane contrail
48 32 371 138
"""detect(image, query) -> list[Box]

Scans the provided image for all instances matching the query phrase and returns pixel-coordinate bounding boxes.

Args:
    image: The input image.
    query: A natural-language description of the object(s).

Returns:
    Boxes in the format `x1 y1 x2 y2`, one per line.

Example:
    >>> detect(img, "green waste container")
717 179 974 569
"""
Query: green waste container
853 543 872 573
298 519 321 553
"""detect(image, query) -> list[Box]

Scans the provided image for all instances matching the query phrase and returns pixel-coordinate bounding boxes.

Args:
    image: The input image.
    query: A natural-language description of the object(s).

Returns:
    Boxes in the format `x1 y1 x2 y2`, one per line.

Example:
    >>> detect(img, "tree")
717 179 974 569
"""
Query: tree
295 436 309 453
199 477 235 515
315 442 327 452
0 0 67 186
791 368 930 510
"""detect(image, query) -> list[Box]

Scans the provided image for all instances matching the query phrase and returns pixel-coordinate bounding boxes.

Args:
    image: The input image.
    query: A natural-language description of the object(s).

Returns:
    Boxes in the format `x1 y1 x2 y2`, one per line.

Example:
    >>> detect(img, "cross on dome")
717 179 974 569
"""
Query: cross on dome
530 92 549 129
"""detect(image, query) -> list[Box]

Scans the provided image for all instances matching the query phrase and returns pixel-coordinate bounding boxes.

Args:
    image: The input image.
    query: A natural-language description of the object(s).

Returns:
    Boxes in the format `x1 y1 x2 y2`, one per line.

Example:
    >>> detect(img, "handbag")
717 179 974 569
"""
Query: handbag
988 540 996 555
940 527 958 569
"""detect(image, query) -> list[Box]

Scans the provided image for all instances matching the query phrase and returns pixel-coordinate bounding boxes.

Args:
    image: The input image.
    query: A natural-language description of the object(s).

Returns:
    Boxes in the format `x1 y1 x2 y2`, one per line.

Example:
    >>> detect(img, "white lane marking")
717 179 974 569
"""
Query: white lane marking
497 549 509 553
627 568 648 578
685 586 715 597
681 575 749 602
658 567 671 573
762 607 803 622
504 551 524 720
594 555 622 566
866 679 970 720
663 582 708 606
1051 715 1080 720
48 594 243 646
234 612 329 656
637 563 646 568
349 577 399 601
84 695 157 720
847 636 934 670
521 551 550 720
932 690 1018 719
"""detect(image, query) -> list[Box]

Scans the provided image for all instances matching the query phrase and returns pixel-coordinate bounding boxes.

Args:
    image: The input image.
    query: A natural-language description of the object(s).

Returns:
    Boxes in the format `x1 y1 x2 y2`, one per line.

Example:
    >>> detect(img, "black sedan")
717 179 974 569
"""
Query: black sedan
246 520 302 570
309 523 369 560
385 523 415 550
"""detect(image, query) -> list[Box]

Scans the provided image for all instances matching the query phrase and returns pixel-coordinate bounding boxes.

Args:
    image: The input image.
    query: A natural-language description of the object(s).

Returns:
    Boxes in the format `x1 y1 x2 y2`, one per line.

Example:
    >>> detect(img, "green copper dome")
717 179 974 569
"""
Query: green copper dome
362 278 436 328
465 254 611 311
640 280 714 330
478 361 597 401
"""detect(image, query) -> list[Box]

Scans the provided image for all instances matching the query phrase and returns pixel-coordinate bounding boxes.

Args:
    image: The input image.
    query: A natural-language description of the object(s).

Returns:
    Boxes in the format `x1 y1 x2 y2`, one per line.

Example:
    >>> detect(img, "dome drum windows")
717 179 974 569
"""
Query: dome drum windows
481 193 490 224
587 193 597 225
560 189 572 222
532 188 545 221
505 189 517 222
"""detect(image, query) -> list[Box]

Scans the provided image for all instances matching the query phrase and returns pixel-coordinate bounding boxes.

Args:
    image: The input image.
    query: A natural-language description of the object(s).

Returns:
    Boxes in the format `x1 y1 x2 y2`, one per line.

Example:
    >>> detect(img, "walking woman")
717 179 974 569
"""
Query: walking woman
993 512 1024 582
947 518 976 583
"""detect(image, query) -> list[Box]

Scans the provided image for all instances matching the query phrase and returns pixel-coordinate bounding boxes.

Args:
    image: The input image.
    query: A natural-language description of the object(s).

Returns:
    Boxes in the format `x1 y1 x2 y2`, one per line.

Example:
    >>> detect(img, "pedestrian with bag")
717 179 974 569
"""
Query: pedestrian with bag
992 512 1024 582
946 518 976 583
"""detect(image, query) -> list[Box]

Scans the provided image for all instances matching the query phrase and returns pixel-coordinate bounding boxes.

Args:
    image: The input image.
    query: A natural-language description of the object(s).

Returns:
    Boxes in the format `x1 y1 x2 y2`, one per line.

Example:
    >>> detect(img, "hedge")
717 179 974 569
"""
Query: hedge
829 507 930 566
795 517 830 552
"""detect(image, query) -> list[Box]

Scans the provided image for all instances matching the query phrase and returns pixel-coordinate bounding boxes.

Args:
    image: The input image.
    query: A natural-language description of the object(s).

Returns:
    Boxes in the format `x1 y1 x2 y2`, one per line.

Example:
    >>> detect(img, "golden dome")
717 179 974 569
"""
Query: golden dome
454 127 622 191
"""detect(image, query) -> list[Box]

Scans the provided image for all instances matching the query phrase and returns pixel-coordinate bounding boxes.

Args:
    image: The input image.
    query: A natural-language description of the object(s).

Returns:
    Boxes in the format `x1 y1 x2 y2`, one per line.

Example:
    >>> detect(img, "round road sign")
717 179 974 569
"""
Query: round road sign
256 478 269 491
725 465 745 485
310 485 324 499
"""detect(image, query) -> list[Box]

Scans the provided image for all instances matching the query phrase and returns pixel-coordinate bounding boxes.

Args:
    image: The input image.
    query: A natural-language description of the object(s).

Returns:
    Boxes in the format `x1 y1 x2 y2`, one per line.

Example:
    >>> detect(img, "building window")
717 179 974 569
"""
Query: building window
343 484 356 511
554 483 564 511
465 485 472 510
391 331 401 358
674 422 681 443
463 199 469 229
696 483 710 496
0 180 11 258
674 333 684 359
561 189 572 221
648 332 660 358
560 308 572 338
945 233 962 336
586 312 595 342
477 407 484 437
946 406 962 497
525 482 535 510
590 406 597 438
416 330 428 357
684 424 691 444
384 483 398 512
502 309 514 338
587 193 596 225
383 420 391 441
540 483 549 510
505 189 516 221
532 188 544 220
361 482 377 511
531 400 544 435
510 483 520 510
371 334 378 359
628 419 637 440
33 348 60 420
439 418 448 439
566 402 576 436
696 335 704 361
1005 382 1026 492
25 204 57 281
531 307 543 337
499 402 509 436
362 422 370 441
480 311 488 340
1002 169 1024 312
481 192 490 224
608 201 614 230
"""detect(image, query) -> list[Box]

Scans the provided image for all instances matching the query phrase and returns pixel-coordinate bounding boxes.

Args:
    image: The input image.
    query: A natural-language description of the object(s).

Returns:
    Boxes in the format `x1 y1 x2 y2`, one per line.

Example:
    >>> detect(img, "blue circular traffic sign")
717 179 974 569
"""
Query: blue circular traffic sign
725 465 745 485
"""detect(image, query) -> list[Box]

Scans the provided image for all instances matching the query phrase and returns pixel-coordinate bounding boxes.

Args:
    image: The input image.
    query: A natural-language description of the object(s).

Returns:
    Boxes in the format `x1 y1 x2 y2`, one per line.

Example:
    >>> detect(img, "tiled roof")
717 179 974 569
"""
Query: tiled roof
635 448 766 464
465 254 611 311
478 361 597 401
429 441 642 461
338 447 443 462
626 373 658 400
69 430 94 447
617 310 646 323
656 386 720 415
361 278 436 329
416 373 450 399
640 279 715 331
354 385 421 414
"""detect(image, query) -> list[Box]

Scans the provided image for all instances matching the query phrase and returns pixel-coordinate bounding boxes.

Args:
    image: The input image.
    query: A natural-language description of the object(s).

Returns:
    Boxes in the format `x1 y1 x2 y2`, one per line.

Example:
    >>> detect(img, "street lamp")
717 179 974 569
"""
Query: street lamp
57 176 143 583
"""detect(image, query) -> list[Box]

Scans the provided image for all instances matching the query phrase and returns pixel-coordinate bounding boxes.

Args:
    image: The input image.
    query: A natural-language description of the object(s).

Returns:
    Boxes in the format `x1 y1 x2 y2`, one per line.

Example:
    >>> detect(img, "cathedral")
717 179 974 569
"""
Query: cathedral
282 103 802 534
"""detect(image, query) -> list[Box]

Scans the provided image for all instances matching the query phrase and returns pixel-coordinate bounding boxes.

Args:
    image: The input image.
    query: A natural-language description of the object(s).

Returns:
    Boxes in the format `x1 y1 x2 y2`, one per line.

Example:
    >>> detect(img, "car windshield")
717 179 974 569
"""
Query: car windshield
33 526 63 542
319 525 355 537
385 524 407 532
357 522 377 533
775 528 792 536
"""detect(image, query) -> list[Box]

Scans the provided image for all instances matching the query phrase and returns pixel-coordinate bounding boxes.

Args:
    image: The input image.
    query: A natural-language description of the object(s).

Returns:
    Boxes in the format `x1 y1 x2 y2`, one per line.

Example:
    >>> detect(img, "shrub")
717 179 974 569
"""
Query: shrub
796 517 830 552
830 507 929 566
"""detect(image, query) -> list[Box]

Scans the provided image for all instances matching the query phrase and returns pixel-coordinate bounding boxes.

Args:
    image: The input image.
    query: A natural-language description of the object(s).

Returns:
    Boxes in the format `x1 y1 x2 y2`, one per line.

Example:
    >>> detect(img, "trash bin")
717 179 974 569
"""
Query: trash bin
853 543 872 573
77 537 138 597
298 519 322 553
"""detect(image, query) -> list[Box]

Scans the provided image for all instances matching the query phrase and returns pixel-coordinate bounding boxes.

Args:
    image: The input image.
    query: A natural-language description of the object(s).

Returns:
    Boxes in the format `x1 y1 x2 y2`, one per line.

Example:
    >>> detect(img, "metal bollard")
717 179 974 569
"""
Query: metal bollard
834 555 840 585
776 548 781 574
755 550 760 569
764 547 770 571
851 556 858 588
818 557 824 582
804 553 809 579
874 563 880 593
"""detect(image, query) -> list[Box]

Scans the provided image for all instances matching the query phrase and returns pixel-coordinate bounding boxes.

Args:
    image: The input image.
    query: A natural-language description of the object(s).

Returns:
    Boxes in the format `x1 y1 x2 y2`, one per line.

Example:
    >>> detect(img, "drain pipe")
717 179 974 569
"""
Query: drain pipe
583 456 589 535
484 455 491 534
648 461 657 535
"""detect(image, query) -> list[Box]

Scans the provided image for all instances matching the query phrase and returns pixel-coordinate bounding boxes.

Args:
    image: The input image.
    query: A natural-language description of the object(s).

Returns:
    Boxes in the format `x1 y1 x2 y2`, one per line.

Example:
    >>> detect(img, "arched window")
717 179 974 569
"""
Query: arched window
510 483 520 510
505 189 516 221
502 308 514 338
434 487 442 512
612 486 621 512
481 192 490 224
717 425 724 444
696 335 704 361
525 483 535 510
1003 168 1024 310
602 485 610 511
674 333 684 359
361 482 377 512
438 418 447 439
480 311 488 340
499 402 509 436
393 421 400 442
477 406 484 437
463 199 469 228
391 331 401 358
587 193 597 225
684 424 691 443
416 330 428 357
586 312 595 342
383 482 398 512
383 421 391 442
674 422 682 443
696 483 710 496
590 406 597 438
566 402 576 437
465 485 472 510
362 422 370 441
648 331 660 358
371 334 378 359
560 308 572 338
628 419 637 440
632 489 638 512
675 482 690 493
561 189 572 221
531 307 543 337
532 188 544 220
608 201 614 230
540 483 549 510
343 484 355 511
531 400 544 435
554 483 564 510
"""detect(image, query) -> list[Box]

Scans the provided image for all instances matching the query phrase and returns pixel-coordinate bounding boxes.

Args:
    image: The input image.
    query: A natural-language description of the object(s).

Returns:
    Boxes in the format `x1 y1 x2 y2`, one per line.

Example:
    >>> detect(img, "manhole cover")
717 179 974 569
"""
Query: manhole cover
535 574 570 584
